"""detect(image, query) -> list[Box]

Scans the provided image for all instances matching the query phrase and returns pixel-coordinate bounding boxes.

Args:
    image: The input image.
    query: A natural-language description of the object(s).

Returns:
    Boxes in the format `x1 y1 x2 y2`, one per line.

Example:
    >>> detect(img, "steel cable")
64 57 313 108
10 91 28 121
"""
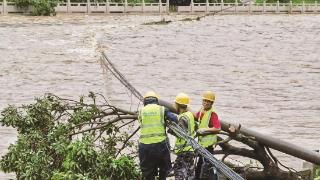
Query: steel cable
100 52 244 179
101 52 143 101
166 121 244 180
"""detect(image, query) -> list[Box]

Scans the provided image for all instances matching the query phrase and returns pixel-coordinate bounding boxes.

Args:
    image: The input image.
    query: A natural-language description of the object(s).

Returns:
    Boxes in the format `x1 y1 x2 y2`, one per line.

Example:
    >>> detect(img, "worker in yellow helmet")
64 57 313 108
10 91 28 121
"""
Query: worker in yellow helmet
195 91 221 180
138 91 177 180
172 93 196 180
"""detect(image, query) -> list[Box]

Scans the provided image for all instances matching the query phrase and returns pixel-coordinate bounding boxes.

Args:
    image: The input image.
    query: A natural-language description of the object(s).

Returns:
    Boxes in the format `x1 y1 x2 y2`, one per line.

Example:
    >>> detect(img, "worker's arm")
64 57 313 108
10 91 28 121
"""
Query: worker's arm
178 115 188 131
164 108 178 136
197 112 221 135
164 108 178 123
198 127 220 134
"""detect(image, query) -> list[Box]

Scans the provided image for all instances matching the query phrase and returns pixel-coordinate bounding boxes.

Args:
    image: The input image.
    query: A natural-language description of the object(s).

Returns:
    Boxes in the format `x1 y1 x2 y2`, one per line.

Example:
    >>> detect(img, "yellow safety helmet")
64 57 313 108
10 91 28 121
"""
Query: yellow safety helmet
143 91 159 99
202 91 215 102
175 93 190 106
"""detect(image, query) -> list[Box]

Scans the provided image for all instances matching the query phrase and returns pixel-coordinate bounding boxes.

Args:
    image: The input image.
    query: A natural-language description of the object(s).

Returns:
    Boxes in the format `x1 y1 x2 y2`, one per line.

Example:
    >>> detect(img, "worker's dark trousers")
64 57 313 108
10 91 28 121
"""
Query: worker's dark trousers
139 140 172 180
173 151 195 180
195 146 218 180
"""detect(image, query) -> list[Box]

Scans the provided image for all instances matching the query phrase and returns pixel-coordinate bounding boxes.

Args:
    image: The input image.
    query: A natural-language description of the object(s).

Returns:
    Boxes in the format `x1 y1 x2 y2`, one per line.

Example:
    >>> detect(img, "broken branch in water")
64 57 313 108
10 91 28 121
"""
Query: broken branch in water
143 18 172 25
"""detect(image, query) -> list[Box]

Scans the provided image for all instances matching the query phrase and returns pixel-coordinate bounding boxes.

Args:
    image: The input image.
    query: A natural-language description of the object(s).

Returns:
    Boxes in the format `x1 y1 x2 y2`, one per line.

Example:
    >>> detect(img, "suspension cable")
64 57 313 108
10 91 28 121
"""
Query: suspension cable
101 51 143 101
100 52 244 179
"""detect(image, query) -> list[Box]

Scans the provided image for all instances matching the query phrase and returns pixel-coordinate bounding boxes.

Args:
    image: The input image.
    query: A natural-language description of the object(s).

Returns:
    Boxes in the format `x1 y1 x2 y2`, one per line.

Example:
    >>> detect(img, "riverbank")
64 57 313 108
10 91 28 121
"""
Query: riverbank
1 0 320 15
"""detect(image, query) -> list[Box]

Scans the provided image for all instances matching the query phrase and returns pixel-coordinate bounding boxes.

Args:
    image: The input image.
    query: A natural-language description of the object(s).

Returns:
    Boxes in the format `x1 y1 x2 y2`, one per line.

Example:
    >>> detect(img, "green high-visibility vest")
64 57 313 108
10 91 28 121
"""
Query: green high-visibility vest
138 104 166 144
198 107 218 148
175 111 195 153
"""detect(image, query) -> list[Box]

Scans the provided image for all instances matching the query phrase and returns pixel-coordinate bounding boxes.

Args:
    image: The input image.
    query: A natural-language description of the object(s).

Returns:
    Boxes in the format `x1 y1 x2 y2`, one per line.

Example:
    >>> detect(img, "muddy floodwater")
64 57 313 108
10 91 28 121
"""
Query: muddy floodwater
0 14 320 179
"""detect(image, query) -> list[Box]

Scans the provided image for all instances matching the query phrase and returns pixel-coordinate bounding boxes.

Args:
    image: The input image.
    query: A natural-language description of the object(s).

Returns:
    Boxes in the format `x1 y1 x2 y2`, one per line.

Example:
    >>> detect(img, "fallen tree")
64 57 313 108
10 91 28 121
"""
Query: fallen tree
159 100 308 180
99 52 313 179
0 93 140 179
0 93 314 179
215 128 303 179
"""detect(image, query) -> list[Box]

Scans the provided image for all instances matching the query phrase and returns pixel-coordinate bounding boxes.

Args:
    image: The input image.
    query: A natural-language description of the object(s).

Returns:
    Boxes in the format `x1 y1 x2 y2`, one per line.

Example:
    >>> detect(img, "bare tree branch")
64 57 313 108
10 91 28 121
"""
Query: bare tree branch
116 127 140 157
69 115 137 136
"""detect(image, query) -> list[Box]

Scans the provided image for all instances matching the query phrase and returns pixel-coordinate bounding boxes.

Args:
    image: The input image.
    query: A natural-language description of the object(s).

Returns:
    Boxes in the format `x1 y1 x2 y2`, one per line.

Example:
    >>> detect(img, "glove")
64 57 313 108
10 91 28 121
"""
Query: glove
228 125 236 133
167 129 177 136
196 128 207 135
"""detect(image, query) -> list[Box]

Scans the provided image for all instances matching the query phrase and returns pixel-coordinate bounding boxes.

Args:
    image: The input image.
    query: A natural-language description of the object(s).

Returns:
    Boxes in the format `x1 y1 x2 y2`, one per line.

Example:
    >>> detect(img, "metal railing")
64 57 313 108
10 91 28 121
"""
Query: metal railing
182 0 320 13
1 0 319 14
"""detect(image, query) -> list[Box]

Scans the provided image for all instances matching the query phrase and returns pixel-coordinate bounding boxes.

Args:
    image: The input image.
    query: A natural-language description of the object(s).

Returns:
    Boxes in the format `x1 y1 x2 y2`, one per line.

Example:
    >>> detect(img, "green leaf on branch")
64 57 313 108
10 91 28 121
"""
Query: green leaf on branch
0 93 140 179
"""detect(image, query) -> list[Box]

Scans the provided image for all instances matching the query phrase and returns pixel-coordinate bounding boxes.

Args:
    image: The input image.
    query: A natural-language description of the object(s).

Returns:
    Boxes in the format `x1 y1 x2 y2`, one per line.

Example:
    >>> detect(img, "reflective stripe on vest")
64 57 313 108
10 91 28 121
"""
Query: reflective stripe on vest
198 107 217 148
175 111 195 153
138 104 166 144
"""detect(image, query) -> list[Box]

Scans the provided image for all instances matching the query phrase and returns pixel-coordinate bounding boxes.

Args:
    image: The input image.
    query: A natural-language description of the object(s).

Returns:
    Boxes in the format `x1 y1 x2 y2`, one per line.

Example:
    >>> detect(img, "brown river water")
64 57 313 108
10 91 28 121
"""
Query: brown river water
0 14 319 179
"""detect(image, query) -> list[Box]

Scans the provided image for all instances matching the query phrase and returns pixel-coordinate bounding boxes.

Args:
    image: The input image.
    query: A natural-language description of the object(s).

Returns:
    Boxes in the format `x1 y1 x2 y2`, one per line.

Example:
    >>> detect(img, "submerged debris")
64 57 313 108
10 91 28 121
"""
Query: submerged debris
179 17 201 21
143 18 172 25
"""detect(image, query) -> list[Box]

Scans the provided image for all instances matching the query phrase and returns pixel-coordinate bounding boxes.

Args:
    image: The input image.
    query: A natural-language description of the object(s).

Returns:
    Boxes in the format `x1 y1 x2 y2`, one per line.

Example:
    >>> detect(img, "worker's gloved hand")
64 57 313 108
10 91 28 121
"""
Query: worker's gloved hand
167 129 176 136
196 128 207 135
228 125 236 133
